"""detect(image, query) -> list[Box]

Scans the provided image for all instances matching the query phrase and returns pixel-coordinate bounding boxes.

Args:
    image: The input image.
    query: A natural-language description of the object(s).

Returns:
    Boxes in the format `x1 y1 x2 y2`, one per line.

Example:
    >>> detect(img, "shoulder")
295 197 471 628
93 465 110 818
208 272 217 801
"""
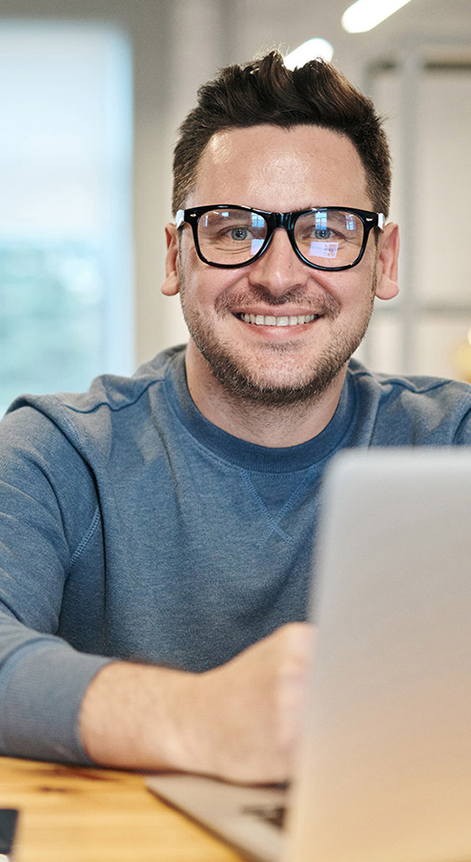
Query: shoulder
1 346 187 458
348 357 471 402
346 358 471 445
5 347 185 423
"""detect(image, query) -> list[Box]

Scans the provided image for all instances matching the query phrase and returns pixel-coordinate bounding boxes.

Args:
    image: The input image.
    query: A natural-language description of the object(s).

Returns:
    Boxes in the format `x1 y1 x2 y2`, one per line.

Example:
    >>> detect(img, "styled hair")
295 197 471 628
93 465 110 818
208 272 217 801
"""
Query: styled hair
172 50 391 216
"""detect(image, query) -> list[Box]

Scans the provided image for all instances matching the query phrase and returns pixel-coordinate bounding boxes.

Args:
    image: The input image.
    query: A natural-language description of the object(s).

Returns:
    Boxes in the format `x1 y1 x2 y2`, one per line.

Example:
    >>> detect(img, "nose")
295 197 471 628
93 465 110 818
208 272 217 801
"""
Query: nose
247 227 309 296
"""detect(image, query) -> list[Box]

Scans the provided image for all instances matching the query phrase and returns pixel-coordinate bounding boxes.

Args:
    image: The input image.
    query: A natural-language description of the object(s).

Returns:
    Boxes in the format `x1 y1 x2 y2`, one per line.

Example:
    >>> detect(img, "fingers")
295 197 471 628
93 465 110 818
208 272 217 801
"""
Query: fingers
187 623 315 784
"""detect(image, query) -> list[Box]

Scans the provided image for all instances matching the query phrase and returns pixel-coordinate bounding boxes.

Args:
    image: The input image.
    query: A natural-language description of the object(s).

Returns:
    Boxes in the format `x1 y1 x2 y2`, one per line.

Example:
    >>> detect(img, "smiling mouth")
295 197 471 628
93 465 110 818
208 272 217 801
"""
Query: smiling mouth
236 313 319 327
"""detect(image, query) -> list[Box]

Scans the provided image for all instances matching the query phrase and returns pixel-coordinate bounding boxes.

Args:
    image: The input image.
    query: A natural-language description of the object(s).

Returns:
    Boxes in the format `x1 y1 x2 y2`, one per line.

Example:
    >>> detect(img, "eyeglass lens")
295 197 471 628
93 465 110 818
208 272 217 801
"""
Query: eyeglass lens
197 208 365 268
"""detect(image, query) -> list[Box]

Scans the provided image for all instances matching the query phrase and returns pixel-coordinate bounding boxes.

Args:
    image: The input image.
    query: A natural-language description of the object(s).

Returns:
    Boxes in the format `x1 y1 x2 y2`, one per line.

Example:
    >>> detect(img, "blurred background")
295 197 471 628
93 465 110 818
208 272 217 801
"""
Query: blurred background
0 0 470 412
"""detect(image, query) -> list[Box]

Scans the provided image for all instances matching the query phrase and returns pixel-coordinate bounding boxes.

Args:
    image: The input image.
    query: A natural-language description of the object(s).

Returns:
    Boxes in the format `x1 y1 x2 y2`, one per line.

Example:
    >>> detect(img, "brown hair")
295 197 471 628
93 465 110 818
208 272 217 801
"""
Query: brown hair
172 50 391 216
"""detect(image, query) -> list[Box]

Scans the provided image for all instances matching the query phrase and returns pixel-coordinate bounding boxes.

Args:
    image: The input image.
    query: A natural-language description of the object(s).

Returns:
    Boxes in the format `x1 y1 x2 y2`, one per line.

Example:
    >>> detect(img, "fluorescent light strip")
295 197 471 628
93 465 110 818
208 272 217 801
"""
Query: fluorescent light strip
284 38 334 69
342 0 414 33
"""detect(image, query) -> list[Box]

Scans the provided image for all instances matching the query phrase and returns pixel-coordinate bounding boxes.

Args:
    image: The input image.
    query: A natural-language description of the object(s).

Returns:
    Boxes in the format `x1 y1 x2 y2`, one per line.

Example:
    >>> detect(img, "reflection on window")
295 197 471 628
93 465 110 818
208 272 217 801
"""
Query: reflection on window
0 23 133 413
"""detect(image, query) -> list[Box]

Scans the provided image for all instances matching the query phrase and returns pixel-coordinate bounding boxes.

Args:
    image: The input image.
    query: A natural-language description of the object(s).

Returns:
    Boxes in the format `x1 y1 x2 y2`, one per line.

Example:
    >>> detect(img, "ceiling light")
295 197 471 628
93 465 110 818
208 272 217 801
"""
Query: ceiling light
342 0 414 33
284 38 334 69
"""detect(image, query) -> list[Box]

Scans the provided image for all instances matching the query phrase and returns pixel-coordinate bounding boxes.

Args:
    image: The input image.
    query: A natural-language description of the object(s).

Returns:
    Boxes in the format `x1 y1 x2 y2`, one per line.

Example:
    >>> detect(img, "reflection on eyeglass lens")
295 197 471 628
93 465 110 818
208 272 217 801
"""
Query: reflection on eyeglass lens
197 207 365 268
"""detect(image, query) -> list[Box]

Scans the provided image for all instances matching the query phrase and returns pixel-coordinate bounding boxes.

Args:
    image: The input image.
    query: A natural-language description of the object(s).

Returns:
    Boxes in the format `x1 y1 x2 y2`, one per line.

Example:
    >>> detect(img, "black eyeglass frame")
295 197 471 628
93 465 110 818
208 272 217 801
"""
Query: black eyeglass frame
175 204 385 272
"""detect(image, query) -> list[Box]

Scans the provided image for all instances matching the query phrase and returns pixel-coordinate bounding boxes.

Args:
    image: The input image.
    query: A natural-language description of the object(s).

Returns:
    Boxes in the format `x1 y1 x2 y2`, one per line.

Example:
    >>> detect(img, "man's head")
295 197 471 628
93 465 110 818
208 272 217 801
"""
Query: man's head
172 50 391 217
163 53 399 425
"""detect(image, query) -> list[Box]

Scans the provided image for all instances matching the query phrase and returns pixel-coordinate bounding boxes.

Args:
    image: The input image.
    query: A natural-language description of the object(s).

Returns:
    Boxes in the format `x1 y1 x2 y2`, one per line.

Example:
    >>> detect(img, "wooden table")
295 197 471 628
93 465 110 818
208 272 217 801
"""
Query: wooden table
0 756 244 861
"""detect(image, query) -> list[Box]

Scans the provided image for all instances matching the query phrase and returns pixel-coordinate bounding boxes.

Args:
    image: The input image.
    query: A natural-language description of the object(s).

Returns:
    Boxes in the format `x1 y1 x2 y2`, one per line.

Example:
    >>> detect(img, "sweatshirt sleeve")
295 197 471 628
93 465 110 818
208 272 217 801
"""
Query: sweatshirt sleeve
0 405 112 763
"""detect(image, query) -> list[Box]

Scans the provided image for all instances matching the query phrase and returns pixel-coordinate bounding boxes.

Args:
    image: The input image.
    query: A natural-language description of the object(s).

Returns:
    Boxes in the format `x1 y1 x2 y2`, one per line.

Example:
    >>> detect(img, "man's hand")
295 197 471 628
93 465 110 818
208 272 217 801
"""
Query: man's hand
80 622 314 784
188 622 315 783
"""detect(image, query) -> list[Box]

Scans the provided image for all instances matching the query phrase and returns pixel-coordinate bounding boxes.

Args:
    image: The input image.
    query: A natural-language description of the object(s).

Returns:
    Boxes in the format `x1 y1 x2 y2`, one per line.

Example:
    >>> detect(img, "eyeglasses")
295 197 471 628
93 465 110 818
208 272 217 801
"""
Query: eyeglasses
176 205 385 272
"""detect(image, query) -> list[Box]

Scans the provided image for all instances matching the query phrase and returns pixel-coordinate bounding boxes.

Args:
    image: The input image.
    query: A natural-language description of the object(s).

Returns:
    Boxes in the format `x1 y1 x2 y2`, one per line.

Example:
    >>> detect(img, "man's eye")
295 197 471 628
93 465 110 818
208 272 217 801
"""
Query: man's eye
230 227 250 241
313 227 333 240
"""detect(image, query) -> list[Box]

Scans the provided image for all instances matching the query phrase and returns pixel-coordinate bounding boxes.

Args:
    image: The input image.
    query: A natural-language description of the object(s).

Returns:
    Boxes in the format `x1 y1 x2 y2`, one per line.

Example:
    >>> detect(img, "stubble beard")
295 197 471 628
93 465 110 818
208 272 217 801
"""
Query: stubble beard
179 275 376 409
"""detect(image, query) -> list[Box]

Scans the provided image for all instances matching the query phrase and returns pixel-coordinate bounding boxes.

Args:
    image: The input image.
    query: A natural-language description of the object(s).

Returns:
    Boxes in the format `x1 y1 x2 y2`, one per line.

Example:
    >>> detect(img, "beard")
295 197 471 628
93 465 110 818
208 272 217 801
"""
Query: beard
180 276 376 409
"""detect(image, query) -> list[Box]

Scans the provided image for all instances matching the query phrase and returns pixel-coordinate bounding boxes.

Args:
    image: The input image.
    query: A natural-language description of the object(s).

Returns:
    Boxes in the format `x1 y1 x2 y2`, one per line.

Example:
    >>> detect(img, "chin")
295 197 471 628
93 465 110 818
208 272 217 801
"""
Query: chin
185 308 368 408
204 349 348 408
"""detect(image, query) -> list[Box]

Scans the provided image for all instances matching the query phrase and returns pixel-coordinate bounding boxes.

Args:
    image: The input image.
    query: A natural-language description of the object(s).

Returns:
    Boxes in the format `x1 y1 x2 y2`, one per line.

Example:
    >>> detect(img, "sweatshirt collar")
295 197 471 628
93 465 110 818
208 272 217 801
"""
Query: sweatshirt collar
165 347 356 473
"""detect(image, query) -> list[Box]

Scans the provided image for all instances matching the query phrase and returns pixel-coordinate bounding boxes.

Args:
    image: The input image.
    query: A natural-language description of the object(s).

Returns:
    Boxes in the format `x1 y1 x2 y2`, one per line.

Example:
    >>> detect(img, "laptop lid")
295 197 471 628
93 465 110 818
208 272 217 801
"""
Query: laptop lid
284 447 471 862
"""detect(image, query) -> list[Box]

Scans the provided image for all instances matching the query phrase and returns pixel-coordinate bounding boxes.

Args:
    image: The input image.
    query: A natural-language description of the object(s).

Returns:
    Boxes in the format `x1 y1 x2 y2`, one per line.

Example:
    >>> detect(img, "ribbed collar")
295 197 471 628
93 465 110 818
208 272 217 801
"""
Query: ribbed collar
164 347 356 473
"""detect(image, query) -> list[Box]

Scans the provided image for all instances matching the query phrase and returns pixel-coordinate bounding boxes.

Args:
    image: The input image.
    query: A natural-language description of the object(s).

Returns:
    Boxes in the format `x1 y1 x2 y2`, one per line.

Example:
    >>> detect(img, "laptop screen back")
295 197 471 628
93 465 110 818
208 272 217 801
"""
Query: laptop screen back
285 448 471 862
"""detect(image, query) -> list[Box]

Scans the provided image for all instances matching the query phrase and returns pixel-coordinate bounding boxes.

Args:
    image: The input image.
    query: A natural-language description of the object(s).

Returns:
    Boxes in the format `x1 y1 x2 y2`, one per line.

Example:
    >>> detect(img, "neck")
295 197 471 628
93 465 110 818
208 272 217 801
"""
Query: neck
184 343 346 448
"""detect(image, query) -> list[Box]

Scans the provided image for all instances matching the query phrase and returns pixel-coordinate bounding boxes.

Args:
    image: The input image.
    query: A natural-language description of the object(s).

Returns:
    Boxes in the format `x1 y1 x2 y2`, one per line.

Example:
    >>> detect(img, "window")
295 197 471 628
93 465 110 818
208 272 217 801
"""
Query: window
0 22 133 412
358 49 471 382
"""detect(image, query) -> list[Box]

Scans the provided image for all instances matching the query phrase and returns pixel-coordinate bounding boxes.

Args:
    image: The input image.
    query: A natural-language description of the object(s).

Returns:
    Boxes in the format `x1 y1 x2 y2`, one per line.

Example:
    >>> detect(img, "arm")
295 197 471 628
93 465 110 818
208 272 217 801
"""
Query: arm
0 404 314 780
80 622 314 784
0 405 108 763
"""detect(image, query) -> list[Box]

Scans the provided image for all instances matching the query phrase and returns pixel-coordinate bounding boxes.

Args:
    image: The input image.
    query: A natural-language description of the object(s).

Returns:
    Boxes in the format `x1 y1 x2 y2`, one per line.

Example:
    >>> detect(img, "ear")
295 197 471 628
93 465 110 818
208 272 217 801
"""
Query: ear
374 222 400 301
161 223 181 296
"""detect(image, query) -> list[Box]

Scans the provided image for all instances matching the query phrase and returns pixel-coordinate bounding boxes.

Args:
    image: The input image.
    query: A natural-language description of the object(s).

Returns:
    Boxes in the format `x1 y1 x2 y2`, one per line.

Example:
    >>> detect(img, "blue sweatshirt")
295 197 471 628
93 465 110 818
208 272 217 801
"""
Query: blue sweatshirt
0 346 470 763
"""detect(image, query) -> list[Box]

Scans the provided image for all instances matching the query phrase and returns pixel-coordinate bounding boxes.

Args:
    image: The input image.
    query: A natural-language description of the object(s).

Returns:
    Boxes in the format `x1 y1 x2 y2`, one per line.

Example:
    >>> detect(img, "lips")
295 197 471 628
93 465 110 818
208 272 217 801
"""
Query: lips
237 313 319 326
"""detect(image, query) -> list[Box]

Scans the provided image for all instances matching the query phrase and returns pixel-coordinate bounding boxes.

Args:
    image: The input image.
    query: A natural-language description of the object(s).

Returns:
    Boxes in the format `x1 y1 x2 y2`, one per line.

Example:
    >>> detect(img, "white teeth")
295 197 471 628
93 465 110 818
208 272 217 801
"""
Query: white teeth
240 313 317 326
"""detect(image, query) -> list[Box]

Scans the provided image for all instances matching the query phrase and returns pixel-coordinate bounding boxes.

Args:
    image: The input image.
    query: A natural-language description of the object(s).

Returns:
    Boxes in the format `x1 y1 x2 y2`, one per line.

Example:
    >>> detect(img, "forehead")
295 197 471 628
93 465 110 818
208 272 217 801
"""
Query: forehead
190 124 371 211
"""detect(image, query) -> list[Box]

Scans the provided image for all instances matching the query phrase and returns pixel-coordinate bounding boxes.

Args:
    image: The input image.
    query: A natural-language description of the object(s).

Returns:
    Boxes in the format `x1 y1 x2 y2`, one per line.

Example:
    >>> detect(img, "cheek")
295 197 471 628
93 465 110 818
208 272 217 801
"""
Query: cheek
180 258 246 308
178 241 197 279
336 256 377 302
179 266 231 311
307 269 359 308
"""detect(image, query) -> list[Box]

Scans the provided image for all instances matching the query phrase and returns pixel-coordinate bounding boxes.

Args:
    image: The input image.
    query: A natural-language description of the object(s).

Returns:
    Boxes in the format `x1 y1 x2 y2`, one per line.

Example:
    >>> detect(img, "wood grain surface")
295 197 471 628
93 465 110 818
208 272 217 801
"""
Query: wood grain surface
0 756 244 862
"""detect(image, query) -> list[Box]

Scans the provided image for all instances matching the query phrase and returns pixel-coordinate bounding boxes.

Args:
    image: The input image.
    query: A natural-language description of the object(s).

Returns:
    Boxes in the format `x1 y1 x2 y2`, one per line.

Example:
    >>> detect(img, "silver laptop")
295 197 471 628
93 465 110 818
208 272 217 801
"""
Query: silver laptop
147 447 471 862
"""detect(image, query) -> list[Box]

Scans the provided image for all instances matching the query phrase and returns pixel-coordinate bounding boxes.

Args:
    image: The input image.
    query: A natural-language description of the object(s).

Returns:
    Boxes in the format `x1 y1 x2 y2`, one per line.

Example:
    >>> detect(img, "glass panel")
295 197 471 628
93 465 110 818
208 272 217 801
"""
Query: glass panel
367 61 471 378
372 65 471 309
415 70 471 306
0 23 133 413
0 243 104 408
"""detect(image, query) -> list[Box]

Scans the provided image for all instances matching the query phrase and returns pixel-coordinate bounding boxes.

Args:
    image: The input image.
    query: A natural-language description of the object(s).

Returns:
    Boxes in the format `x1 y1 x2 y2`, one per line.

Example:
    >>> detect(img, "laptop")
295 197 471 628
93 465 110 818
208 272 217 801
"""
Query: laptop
147 447 471 862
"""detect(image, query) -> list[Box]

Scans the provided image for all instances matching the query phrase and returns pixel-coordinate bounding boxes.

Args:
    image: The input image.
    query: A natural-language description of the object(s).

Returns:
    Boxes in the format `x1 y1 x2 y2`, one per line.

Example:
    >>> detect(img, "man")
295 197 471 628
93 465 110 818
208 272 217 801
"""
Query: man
0 51 470 784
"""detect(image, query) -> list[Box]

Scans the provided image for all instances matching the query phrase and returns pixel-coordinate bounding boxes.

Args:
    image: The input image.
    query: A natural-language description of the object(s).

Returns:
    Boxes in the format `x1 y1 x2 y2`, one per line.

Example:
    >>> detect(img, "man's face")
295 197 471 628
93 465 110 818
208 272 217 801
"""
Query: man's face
164 124 399 407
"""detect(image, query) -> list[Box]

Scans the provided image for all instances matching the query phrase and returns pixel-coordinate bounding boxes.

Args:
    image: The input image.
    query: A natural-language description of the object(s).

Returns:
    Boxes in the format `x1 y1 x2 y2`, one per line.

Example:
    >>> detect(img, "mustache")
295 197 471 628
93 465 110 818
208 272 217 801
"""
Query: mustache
215 285 340 316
